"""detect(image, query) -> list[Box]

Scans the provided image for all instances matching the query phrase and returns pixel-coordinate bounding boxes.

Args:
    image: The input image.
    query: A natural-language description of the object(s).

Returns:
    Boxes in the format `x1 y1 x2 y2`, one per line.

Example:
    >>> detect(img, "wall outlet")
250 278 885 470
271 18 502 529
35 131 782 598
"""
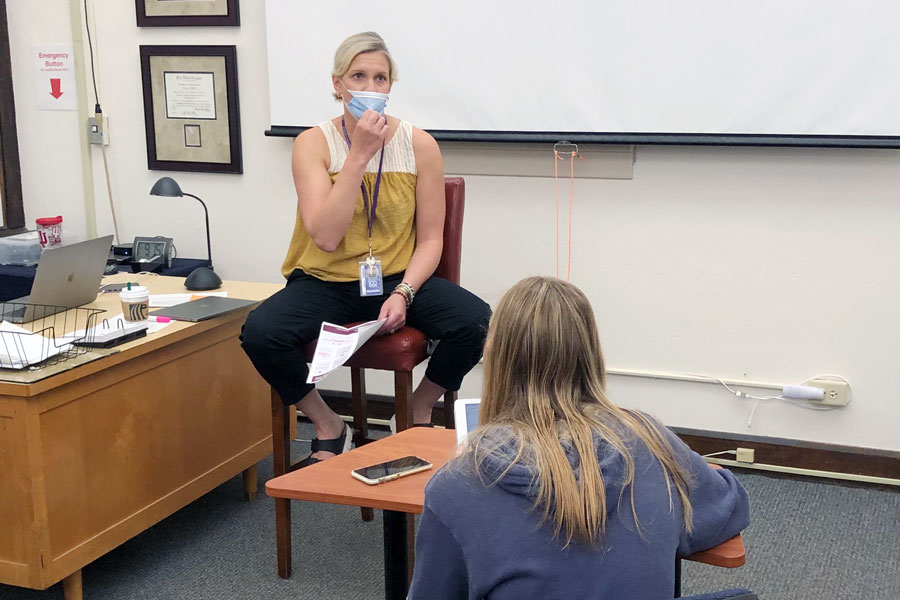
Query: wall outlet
805 377 851 406
736 447 755 463
88 116 109 145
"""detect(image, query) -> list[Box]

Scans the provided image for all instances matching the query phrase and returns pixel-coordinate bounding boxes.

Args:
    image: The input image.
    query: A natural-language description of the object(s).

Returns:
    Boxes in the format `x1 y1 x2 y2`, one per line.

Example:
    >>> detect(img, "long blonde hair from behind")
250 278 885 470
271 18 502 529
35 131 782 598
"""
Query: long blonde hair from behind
467 276 694 547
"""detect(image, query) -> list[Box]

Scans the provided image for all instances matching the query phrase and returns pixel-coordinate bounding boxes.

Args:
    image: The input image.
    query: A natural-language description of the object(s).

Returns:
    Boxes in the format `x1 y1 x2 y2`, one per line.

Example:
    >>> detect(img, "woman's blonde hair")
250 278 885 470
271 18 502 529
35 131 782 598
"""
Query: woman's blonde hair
331 32 397 101
466 276 694 547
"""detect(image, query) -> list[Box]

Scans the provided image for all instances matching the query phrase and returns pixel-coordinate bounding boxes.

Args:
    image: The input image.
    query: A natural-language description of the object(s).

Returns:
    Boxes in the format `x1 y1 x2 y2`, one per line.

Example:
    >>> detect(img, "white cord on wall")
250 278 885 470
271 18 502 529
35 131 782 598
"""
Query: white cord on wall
702 450 737 459
605 367 850 429
99 140 119 243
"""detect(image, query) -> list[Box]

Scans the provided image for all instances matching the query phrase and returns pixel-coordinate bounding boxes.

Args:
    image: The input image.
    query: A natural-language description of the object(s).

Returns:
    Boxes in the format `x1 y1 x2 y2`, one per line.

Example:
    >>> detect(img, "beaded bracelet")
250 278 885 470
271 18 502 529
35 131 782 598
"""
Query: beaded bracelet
391 283 413 307
392 282 415 308
390 289 411 308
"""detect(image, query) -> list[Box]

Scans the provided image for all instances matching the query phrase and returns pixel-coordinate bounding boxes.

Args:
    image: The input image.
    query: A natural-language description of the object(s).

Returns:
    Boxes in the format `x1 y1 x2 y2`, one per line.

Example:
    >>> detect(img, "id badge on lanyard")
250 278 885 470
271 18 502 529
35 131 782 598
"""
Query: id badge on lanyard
359 253 383 296
342 116 386 298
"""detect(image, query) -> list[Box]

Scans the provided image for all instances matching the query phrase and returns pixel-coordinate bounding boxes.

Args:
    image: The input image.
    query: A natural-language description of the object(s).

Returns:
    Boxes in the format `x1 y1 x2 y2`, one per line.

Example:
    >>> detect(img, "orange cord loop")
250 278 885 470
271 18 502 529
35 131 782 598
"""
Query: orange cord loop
552 145 578 281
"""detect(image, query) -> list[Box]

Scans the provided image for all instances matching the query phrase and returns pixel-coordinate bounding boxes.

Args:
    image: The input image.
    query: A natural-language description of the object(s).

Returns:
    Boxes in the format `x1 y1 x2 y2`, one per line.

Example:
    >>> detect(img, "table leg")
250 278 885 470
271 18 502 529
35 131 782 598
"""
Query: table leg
674 557 682 597
383 510 411 600
242 463 258 501
62 569 82 600
275 498 292 579
407 513 416 585
272 391 293 579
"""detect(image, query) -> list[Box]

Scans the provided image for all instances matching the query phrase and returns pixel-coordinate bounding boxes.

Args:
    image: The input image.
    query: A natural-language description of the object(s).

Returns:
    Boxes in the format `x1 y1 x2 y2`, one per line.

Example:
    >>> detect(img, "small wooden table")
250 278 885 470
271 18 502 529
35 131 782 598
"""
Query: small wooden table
265 428 746 600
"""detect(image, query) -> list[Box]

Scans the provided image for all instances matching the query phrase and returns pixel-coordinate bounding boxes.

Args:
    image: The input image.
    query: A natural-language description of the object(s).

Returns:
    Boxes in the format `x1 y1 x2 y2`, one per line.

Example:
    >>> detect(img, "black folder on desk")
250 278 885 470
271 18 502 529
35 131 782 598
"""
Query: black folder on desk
148 296 257 322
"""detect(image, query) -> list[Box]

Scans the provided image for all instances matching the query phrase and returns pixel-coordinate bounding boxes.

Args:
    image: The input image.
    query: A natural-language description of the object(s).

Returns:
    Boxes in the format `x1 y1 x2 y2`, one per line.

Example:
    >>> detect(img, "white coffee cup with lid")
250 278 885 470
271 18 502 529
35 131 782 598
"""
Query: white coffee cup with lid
120 284 150 321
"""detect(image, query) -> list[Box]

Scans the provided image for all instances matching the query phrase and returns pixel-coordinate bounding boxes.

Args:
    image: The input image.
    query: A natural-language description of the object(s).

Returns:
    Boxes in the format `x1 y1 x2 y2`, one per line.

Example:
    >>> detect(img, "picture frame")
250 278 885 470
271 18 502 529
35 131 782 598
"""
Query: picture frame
139 45 242 174
135 0 240 27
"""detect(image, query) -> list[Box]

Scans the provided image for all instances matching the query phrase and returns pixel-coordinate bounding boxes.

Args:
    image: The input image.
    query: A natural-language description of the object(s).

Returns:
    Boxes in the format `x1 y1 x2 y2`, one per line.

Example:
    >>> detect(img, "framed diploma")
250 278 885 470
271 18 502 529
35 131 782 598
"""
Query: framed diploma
135 0 240 27
139 45 242 174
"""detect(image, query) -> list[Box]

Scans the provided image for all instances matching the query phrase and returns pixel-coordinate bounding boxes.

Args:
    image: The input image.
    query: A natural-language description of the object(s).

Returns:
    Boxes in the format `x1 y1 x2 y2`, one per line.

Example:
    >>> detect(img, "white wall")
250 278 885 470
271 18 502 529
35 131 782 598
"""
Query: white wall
8 0 88 238
9 1 900 451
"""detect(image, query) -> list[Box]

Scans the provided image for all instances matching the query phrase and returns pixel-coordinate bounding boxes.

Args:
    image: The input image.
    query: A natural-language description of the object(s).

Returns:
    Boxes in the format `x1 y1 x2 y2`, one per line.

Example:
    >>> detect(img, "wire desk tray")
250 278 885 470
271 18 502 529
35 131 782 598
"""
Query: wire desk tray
0 302 106 370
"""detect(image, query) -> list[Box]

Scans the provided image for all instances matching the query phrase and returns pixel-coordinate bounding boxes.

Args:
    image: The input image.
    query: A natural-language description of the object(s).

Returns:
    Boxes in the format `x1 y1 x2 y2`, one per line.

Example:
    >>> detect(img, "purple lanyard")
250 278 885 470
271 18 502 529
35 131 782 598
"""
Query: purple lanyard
341 117 385 240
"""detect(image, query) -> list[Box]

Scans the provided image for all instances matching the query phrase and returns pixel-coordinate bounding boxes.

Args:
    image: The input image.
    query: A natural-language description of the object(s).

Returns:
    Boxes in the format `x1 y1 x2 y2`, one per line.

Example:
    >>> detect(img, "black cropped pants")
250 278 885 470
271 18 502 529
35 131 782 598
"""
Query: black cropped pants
241 270 491 406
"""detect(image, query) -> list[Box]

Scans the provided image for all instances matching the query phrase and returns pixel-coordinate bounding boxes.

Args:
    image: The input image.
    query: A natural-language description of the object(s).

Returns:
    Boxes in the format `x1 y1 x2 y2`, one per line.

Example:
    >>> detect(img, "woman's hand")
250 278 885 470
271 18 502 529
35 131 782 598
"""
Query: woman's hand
349 111 389 164
377 292 407 335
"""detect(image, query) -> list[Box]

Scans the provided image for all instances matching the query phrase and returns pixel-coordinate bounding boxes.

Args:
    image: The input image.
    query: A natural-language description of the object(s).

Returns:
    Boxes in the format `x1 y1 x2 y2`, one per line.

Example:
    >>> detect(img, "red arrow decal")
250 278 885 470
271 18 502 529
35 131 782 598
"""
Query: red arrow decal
49 78 63 99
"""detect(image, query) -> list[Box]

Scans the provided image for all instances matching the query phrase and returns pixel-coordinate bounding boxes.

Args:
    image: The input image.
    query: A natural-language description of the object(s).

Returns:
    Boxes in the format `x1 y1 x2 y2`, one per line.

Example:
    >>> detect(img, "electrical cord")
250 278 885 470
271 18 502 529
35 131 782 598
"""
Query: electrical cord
99 141 120 243
83 0 100 107
684 372 847 429
745 395 841 429
702 450 737 459
684 373 784 401
81 0 120 244
746 399 762 429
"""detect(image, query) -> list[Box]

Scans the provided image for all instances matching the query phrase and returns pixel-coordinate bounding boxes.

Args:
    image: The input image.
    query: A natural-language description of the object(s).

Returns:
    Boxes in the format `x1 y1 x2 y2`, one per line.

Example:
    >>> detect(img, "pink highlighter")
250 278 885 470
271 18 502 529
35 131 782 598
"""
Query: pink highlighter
147 315 171 323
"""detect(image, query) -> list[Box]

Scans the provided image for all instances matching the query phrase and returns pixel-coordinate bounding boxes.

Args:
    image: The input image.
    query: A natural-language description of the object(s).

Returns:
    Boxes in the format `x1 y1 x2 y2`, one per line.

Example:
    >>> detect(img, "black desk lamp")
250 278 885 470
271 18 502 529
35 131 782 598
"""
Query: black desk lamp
149 177 223 291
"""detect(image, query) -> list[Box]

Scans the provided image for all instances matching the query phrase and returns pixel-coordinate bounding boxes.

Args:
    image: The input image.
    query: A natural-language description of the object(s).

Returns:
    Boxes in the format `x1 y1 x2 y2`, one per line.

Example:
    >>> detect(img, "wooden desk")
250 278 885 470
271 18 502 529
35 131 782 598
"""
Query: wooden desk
265 428 746 600
0 274 281 599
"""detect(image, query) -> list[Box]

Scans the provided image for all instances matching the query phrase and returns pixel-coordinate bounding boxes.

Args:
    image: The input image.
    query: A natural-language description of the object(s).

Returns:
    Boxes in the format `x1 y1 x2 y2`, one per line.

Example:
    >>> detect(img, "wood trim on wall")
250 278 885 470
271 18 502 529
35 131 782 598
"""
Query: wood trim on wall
673 427 900 481
0 0 25 234
317 390 900 483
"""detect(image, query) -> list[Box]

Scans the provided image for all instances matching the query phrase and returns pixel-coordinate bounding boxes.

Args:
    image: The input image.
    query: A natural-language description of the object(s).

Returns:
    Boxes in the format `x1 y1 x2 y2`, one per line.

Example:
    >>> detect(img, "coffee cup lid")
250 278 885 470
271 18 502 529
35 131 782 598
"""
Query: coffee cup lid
120 285 149 299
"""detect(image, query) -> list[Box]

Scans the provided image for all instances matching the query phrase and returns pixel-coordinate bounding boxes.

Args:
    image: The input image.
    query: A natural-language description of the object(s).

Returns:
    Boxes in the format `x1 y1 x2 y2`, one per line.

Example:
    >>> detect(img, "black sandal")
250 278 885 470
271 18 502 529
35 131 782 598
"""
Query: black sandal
297 423 352 468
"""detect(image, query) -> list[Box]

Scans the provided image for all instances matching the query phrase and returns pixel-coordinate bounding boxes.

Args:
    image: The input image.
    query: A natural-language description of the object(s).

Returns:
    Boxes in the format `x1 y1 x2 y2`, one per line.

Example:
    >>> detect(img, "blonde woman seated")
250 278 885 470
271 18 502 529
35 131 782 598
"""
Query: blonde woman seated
409 277 750 600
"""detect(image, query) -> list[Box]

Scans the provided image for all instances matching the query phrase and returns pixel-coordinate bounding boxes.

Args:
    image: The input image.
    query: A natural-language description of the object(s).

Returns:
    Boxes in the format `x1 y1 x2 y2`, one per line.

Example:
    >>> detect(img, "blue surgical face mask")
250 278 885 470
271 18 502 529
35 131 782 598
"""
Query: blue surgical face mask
345 90 388 120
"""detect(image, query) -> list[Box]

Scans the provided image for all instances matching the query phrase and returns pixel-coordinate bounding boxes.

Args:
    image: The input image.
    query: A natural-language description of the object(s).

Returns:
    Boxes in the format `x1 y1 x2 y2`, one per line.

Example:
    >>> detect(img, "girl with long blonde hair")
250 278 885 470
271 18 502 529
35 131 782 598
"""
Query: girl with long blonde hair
409 276 748 599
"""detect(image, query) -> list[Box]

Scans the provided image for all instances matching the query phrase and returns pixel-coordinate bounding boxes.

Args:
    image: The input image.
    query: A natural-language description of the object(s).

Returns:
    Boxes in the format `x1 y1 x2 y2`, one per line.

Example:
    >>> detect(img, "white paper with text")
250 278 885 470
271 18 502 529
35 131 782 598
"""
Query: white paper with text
306 320 385 384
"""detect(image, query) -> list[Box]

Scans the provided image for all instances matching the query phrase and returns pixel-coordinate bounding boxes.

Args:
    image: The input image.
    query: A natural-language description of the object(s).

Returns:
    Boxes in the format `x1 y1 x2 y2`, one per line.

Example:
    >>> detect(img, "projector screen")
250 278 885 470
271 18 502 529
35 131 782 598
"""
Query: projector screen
265 0 900 147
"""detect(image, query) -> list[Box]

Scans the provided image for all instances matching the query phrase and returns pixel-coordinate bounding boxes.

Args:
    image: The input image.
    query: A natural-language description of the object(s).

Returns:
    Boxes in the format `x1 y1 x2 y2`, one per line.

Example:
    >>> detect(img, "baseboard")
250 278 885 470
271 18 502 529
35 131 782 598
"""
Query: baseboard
673 427 900 481
318 390 900 483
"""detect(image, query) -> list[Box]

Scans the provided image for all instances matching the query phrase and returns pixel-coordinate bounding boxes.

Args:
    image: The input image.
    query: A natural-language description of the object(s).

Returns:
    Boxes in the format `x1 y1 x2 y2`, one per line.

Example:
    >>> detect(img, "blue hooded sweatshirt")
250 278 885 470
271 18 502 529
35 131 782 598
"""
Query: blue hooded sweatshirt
408 422 749 600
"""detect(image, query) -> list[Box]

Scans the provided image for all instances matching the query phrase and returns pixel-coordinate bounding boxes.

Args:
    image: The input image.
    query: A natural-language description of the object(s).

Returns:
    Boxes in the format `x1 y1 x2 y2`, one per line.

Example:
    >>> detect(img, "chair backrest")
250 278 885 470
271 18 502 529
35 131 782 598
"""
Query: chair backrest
434 177 465 285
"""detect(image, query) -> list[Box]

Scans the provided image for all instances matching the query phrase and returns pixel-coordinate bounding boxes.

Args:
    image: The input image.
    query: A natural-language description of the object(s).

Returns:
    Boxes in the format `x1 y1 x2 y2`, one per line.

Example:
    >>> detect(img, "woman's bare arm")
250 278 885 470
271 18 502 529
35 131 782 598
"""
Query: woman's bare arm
291 111 388 252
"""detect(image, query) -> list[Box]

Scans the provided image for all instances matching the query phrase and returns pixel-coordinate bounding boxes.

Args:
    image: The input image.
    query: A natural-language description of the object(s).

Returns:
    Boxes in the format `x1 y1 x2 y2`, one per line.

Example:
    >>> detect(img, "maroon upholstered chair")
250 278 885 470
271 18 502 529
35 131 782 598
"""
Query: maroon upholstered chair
270 177 465 579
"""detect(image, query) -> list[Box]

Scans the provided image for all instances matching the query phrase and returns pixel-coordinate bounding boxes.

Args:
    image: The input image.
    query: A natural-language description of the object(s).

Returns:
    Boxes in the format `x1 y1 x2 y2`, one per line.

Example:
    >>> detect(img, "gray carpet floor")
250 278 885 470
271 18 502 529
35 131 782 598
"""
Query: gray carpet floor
3 425 899 600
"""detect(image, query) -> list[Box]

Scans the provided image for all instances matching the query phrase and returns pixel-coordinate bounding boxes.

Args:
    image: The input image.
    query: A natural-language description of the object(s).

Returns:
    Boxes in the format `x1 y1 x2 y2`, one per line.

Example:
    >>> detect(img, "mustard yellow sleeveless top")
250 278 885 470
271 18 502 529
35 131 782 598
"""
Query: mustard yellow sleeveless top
281 120 417 281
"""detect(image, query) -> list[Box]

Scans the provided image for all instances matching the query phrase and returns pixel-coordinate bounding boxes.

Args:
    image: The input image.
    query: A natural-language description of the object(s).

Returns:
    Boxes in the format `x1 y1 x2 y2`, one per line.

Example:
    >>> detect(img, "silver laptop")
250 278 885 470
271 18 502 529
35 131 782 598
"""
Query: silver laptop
2 235 114 323
453 398 482 444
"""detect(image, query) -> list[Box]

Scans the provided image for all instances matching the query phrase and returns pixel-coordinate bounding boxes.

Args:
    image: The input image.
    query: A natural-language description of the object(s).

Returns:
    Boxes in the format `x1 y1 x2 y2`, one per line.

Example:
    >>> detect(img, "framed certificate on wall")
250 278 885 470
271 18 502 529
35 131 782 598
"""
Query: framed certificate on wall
139 45 242 174
135 0 240 27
